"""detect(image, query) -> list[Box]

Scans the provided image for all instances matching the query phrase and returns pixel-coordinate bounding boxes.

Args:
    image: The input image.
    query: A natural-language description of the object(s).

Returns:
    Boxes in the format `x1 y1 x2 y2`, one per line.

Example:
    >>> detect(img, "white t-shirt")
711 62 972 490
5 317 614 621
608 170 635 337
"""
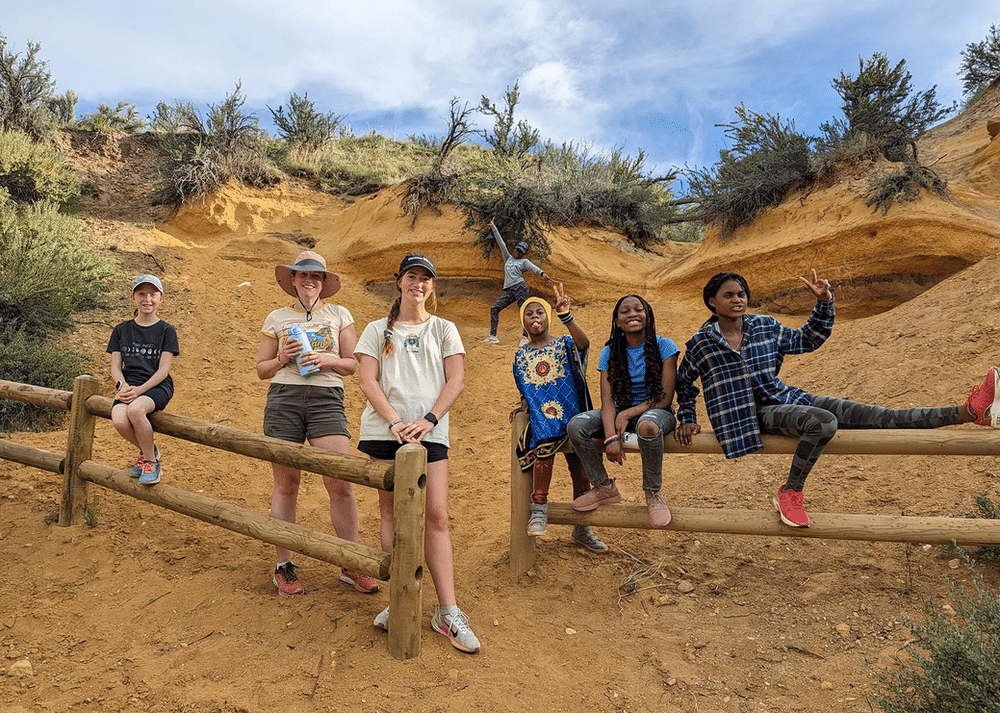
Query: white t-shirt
354 315 465 448
261 303 354 388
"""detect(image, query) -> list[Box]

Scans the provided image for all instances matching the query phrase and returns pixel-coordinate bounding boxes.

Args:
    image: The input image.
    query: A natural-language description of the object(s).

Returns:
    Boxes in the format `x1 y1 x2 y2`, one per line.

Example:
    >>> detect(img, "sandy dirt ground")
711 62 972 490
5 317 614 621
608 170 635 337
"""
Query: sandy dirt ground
2 87 1000 713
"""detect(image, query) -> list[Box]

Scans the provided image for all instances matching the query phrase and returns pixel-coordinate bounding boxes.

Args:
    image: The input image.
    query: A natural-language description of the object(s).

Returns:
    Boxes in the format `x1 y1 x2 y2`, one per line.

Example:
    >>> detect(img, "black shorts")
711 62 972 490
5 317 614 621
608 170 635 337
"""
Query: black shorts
113 384 172 412
263 384 350 442
357 439 448 463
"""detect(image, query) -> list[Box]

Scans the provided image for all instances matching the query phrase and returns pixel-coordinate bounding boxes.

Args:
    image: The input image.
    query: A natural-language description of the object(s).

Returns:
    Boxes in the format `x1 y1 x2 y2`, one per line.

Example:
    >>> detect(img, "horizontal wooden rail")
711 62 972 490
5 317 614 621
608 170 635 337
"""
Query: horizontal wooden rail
0 439 63 474
546 503 1000 546
510 413 1000 574
0 380 395 491
84 394 396 491
0 379 71 411
78 460 391 579
568 429 1000 456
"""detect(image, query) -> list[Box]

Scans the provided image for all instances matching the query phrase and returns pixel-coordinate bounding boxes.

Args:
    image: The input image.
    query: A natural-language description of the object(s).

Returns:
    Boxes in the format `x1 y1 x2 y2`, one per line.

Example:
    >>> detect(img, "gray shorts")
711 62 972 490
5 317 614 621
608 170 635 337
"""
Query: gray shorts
263 384 350 443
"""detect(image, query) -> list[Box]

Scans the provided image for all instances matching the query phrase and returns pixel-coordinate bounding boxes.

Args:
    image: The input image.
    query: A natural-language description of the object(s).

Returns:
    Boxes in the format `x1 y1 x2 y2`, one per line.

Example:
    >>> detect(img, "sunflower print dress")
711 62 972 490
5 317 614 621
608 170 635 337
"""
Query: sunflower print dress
512 335 591 470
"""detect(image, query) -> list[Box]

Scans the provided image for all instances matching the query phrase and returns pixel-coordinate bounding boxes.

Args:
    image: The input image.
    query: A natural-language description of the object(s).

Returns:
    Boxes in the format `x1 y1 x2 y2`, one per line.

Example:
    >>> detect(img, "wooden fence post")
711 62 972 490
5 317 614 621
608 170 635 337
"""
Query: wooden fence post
387 443 427 661
60 375 100 526
509 412 535 575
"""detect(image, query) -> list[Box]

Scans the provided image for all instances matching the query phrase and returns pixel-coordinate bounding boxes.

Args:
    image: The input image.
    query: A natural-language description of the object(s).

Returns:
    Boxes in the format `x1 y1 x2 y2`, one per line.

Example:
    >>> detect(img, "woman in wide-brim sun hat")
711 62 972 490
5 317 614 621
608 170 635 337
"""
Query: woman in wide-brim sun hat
255 249 379 597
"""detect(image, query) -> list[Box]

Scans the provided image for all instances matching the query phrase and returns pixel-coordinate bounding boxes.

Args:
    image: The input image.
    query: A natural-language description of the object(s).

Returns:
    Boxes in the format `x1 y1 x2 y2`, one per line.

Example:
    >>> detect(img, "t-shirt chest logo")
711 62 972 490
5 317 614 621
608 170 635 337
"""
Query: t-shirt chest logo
122 344 158 357
404 333 421 353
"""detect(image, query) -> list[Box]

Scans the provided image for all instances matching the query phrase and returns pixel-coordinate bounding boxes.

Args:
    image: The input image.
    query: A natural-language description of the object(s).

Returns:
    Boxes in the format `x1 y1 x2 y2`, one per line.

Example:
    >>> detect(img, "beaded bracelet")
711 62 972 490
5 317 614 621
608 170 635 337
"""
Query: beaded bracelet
557 310 574 325
604 435 621 445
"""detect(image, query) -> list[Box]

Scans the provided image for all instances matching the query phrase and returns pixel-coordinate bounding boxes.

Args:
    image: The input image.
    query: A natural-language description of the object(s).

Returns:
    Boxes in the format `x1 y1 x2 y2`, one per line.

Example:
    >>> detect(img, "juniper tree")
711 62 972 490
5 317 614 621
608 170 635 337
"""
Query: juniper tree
685 104 814 235
478 81 539 160
959 24 1000 99
268 92 346 149
819 53 953 162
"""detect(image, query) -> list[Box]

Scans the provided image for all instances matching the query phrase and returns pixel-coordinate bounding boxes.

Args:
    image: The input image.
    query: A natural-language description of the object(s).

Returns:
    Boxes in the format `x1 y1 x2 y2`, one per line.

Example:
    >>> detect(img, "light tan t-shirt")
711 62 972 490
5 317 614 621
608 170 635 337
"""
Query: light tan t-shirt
354 315 465 448
261 303 354 389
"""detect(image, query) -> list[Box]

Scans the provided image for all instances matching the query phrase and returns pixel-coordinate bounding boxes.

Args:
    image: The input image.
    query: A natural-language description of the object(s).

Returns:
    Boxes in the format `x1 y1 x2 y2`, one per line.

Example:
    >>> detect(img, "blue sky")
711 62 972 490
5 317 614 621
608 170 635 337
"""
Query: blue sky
3 1 994 187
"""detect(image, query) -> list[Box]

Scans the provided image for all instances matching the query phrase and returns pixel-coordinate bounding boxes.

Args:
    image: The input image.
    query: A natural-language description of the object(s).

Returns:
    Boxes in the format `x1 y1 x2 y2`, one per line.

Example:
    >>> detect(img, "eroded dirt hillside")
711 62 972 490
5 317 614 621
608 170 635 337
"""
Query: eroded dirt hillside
2 87 1000 713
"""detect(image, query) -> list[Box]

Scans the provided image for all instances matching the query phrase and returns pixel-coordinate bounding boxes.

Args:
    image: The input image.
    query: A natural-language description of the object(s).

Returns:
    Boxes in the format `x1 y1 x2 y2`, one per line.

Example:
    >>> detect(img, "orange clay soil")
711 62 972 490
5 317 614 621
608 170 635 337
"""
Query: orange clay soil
2 83 1000 713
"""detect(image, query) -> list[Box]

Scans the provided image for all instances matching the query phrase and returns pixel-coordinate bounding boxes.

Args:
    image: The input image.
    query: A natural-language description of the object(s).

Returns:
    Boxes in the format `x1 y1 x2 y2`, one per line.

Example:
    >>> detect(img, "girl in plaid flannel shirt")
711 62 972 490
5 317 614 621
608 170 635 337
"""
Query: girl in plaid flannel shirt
674 270 998 528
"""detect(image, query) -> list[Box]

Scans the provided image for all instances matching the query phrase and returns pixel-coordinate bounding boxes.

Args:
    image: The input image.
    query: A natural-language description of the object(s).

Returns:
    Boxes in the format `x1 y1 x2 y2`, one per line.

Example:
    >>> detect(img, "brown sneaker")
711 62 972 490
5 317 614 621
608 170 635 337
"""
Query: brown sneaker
572 480 622 511
645 490 671 528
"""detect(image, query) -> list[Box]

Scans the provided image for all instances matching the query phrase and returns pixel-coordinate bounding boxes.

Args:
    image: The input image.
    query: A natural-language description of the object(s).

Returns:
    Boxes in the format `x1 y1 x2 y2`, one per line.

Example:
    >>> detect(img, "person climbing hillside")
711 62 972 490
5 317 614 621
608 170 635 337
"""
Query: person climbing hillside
674 269 1000 529
483 219 555 345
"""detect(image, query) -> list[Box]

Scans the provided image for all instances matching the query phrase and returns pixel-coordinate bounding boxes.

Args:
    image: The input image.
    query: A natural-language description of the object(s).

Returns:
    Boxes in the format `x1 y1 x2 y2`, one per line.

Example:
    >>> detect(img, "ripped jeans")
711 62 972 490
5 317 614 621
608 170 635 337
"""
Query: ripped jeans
567 408 677 492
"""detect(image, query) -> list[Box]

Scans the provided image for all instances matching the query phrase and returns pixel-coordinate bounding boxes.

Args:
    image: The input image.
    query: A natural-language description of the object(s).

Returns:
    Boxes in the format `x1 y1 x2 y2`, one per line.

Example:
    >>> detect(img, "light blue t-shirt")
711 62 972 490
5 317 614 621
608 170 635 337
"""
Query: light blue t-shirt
598 335 679 408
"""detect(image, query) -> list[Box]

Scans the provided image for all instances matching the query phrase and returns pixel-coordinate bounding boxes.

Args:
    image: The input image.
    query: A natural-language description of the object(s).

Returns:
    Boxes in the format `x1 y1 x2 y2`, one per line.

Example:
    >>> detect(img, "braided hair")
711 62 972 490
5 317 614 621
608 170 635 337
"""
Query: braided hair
702 272 750 314
605 295 665 409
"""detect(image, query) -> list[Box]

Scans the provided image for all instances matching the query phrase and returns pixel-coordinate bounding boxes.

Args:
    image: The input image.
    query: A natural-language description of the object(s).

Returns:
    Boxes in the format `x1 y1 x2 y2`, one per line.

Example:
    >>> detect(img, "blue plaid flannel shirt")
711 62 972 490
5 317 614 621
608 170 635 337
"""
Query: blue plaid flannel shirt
676 298 835 459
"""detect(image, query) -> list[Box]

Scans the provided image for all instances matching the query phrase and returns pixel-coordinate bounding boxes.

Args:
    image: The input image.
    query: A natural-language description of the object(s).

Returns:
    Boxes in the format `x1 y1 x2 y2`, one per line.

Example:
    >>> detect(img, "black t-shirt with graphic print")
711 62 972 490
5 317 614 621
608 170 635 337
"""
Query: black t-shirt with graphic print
107 319 180 397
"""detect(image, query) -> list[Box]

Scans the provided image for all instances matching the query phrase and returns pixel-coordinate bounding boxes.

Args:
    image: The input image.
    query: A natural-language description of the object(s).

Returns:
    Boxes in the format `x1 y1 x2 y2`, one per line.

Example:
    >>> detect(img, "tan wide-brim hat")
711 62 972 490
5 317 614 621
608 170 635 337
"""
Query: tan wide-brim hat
275 250 341 299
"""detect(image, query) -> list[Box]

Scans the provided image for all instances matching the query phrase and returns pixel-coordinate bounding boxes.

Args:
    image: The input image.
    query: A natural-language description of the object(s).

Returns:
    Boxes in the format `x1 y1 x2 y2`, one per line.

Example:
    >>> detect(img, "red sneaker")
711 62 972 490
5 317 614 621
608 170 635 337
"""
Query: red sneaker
340 570 380 594
273 562 304 596
965 366 1000 427
773 487 810 527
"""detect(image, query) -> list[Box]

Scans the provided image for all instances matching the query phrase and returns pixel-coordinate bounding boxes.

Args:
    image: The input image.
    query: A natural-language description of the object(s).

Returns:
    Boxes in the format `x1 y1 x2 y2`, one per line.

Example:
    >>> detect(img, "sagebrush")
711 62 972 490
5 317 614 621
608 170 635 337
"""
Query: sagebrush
0 199 113 338
0 130 79 205
871 551 1000 713
151 82 278 205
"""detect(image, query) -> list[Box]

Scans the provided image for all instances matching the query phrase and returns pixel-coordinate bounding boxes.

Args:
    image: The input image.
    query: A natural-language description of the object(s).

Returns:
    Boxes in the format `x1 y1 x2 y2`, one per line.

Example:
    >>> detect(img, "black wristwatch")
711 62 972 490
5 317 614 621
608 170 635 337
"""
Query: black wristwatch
423 412 439 427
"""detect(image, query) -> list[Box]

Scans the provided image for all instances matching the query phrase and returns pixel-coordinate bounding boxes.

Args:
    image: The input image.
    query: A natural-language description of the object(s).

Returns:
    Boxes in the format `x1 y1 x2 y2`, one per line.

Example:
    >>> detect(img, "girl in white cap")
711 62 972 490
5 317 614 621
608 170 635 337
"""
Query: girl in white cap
108 274 179 486
355 253 481 654
256 250 378 597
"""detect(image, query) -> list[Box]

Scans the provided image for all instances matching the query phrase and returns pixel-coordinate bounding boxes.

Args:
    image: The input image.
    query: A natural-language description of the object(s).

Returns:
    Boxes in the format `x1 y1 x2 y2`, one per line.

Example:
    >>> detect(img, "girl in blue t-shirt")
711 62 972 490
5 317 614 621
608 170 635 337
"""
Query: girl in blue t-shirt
567 295 679 528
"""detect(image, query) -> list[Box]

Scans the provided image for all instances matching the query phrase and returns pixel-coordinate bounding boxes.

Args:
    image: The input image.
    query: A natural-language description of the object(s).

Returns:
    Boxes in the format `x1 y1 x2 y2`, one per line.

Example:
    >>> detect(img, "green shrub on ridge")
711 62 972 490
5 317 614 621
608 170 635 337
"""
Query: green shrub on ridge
0 130 80 205
0 324 88 431
0 200 112 338
152 82 278 205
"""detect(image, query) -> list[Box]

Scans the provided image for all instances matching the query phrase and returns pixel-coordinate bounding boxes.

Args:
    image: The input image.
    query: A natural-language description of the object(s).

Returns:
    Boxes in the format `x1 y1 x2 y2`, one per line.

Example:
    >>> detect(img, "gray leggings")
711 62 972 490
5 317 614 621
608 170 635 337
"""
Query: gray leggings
757 395 962 491
567 408 677 492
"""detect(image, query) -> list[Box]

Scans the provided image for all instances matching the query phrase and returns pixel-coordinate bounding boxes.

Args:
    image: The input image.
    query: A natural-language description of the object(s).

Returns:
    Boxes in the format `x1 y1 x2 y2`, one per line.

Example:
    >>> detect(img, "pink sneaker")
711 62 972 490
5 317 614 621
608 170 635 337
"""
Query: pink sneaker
645 490 671 528
572 480 622 512
965 366 1000 427
773 487 810 528
340 570 380 594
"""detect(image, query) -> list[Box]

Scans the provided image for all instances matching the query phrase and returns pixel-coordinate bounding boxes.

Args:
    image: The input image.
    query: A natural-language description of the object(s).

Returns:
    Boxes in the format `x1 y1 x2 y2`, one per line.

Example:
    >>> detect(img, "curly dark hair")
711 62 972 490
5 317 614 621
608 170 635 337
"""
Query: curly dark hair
702 272 751 314
605 295 665 409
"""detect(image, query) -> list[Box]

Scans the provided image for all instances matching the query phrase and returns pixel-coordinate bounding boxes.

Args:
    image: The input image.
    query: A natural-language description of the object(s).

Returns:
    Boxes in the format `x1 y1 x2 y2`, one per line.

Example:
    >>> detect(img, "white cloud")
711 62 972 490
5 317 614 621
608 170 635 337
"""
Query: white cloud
3 0 997 172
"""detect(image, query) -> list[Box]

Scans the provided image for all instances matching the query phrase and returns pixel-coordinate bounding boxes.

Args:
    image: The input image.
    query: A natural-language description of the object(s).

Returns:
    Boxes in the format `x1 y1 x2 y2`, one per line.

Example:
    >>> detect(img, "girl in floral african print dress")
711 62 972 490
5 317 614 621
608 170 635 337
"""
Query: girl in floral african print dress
510 284 608 553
